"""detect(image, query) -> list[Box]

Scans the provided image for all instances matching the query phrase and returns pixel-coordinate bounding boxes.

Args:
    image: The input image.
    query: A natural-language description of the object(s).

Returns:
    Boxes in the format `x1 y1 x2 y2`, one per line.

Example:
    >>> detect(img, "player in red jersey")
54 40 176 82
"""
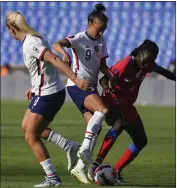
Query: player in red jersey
88 39 176 183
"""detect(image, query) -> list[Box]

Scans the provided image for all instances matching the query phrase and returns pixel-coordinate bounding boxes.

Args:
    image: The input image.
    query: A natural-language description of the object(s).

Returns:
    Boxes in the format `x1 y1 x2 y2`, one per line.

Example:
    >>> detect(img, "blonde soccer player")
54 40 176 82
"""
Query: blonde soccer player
6 11 89 187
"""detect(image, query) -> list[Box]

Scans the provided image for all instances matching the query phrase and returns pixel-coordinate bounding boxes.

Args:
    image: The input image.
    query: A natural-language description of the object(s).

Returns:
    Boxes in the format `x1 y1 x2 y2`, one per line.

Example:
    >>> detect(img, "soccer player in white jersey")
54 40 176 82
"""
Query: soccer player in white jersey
6 12 89 187
53 4 116 184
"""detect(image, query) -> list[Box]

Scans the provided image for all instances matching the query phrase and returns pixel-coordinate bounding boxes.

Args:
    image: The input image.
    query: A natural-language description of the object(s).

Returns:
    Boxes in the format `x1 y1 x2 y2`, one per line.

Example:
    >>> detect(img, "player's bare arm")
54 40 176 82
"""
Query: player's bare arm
100 59 120 87
99 75 109 89
42 50 89 90
154 64 176 81
99 75 111 96
52 39 72 66
100 58 114 78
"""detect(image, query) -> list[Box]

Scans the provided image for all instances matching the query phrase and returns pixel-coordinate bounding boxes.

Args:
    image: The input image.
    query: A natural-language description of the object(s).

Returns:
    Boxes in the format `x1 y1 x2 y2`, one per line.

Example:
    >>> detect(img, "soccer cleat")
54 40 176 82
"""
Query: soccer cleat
70 166 91 184
33 176 62 187
67 141 80 171
87 163 99 182
77 149 93 165
116 171 126 184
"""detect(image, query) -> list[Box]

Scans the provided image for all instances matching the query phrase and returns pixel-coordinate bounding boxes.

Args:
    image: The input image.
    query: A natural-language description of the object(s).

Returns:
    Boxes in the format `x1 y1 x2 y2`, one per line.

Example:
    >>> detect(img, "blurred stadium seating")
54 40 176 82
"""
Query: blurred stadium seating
1 1 176 68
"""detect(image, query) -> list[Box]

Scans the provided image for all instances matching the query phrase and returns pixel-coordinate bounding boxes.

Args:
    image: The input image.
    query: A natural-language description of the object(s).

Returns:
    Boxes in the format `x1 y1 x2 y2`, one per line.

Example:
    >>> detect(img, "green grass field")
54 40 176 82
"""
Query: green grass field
1 101 175 188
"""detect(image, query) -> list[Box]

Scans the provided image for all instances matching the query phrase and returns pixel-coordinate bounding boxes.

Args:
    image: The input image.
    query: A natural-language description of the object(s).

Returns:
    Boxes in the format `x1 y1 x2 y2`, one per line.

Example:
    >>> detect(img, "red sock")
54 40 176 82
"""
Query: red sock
95 136 115 164
114 148 138 172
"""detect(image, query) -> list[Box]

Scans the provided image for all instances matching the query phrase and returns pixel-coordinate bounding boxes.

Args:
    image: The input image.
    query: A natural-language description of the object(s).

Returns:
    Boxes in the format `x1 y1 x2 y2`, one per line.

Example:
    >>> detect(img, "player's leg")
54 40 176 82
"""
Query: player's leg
70 111 92 184
23 90 80 172
22 111 61 187
67 85 108 165
23 90 65 187
78 93 109 164
42 128 80 172
24 119 80 172
88 105 124 181
94 106 124 165
114 106 147 182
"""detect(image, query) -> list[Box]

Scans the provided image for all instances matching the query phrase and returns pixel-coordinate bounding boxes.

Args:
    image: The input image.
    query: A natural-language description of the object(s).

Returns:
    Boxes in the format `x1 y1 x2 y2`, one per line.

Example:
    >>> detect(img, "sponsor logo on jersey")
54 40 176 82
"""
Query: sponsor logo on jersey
33 47 40 53
113 69 119 75
94 45 99 52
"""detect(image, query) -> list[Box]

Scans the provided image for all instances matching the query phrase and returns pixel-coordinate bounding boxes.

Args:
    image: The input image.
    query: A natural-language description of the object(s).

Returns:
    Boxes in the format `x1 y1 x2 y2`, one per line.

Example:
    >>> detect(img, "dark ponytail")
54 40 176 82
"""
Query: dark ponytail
94 4 106 12
88 4 108 23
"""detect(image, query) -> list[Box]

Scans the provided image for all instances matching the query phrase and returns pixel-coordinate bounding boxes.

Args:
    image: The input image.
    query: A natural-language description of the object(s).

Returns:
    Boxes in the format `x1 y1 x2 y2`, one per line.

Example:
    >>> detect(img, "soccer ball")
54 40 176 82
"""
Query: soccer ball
94 164 118 186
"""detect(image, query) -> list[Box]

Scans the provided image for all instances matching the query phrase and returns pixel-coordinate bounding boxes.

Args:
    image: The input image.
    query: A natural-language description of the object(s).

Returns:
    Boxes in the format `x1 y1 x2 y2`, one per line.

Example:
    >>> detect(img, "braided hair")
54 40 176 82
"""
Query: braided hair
130 39 159 68
88 4 108 24
131 39 159 57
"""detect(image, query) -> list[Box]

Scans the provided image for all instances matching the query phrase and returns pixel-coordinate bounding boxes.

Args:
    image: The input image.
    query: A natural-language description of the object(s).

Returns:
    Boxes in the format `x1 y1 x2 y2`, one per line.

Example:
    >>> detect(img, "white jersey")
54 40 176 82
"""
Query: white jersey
23 34 64 96
66 31 109 88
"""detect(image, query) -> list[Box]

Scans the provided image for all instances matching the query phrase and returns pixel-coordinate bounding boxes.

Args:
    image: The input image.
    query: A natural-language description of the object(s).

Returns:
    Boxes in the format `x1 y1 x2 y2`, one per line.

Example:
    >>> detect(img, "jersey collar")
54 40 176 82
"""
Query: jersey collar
85 31 96 41
22 35 27 44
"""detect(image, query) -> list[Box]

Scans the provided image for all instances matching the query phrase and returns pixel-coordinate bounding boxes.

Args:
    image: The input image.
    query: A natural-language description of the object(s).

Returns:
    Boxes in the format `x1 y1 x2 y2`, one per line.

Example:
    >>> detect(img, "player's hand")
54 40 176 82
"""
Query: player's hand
63 51 72 67
102 87 113 96
74 78 90 90
26 88 33 100
109 75 119 88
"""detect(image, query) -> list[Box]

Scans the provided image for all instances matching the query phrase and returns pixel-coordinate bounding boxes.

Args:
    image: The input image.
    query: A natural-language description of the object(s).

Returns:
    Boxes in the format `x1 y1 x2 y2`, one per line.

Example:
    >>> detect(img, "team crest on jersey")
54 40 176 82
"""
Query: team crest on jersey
94 45 99 53
33 47 40 53
113 69 119 75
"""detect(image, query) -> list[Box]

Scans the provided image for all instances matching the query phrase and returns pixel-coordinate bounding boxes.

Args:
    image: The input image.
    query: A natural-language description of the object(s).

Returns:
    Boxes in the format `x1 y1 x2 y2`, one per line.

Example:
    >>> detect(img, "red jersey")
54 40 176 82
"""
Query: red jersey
108 56 156 105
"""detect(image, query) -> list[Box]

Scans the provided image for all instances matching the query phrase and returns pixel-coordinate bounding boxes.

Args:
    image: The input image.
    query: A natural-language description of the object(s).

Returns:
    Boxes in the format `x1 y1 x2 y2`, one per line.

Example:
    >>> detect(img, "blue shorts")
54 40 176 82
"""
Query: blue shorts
67 85 98 114
28 89 65 122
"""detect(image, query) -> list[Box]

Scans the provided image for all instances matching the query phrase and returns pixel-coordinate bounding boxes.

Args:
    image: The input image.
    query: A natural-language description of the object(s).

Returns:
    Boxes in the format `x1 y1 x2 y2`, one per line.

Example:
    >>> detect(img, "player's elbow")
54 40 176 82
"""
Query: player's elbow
52 42 59 51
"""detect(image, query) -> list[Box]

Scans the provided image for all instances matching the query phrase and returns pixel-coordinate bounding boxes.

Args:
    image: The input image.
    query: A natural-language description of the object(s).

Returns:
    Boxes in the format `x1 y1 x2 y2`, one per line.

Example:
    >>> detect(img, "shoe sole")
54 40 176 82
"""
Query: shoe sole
117 180 126 185
33 183 62 187
87 173 95 182
70 170 91 184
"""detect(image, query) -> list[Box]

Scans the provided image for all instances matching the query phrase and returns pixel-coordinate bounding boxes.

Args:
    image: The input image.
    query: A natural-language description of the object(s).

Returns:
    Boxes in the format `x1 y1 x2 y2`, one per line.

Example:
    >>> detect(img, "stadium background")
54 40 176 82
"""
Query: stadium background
1 2 176 188
1 1 176 105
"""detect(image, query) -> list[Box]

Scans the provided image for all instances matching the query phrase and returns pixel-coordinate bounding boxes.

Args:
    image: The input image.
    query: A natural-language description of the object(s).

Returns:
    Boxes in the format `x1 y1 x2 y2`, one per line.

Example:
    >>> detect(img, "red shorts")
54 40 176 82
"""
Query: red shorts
102 94 142 126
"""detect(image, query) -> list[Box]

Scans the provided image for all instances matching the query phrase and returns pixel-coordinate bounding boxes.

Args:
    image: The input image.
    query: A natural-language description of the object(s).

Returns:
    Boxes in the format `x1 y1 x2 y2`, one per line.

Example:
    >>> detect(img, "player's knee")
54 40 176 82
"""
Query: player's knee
25 132 39 146
95 108 109 116
136 137 148 151
102 108 109 116
142 137 148 148
21 121 27 133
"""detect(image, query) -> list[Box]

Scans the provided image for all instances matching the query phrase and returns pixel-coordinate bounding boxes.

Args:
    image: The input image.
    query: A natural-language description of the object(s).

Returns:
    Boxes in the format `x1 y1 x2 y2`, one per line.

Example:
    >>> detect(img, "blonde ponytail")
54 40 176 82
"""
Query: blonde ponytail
6 12 41 37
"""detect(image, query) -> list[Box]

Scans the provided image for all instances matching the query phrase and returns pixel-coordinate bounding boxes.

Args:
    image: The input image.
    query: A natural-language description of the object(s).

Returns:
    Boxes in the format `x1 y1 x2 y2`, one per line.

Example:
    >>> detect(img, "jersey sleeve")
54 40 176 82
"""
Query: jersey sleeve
110 56 131 77
26 41 47 60
65 34 80 49
101 37 109 59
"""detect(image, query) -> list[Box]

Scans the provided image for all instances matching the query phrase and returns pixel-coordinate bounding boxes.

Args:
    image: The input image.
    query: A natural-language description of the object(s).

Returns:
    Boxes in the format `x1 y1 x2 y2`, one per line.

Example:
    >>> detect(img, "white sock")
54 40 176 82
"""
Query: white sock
47 131 71 152
74 135 98 171
90 134 99 153
75 159 86 170
40 158 57 177
80 111 105 152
